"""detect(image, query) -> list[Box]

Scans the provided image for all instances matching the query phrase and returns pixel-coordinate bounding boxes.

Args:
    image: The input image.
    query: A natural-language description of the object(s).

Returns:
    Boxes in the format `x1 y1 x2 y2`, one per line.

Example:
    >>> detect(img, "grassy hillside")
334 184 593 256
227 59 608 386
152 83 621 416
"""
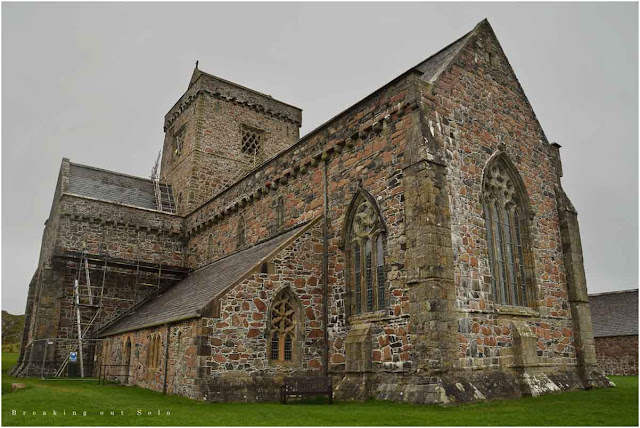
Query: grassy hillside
2 311 24 353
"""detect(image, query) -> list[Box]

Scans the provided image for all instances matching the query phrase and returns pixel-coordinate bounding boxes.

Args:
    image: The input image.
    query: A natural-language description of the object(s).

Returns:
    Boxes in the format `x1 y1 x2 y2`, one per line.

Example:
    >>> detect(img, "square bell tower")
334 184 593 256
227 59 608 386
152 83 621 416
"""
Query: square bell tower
160 64 302 215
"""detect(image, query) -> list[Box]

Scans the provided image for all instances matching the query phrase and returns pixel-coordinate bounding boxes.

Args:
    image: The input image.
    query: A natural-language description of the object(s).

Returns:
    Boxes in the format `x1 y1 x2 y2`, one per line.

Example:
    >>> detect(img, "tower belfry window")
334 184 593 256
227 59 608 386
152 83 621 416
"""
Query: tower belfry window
241 125 264 167
173 128 185 157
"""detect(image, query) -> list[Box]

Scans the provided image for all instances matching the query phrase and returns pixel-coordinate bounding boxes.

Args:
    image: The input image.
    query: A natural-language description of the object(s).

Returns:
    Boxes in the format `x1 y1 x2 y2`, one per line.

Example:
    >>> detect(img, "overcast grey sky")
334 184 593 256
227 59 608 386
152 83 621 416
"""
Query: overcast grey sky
2 2 637 314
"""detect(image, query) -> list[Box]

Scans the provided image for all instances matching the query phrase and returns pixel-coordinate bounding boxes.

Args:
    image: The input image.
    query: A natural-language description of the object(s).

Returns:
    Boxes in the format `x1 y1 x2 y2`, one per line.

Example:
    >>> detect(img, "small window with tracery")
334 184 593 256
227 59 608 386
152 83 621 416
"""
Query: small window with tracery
346 192 387 315
270 291 297 363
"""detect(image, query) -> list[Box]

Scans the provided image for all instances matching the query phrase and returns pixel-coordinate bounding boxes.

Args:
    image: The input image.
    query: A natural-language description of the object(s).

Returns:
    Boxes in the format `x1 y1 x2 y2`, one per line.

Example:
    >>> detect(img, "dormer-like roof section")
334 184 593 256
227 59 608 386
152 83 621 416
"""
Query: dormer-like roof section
164 66 302 131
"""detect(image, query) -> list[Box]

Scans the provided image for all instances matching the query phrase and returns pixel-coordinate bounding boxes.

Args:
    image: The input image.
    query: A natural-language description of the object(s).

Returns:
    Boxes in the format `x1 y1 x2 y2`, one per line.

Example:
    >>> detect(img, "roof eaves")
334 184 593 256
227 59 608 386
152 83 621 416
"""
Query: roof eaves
588 289 639 298
99 313 199 337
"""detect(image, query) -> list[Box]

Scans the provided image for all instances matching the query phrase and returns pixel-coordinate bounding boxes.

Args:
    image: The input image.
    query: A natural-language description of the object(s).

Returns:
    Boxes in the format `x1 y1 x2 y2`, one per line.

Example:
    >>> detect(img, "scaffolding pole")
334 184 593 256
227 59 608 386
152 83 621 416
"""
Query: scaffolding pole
73 279 85 378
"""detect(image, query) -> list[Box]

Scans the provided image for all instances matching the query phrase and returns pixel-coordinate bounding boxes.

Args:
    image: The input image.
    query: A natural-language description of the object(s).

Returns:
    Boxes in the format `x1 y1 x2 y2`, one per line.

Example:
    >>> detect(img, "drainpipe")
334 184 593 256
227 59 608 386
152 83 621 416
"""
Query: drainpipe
162 324 171 394
322 160 330 377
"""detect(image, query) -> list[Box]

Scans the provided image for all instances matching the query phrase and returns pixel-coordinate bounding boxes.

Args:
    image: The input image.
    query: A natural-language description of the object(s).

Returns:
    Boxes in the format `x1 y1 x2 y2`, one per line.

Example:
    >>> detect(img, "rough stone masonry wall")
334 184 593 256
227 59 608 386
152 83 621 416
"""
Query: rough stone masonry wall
100 318 203 399
160 101 197 216
192 92 299 201
182 73 419 383
421 24 577 371
595 336 638 376
56 194 185 265
160 74 300 215
197 223 324 401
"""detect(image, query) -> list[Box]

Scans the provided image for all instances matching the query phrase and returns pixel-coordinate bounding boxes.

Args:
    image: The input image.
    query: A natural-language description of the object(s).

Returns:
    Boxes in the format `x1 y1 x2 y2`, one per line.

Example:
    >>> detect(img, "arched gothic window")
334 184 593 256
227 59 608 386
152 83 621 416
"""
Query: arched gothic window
344 190 387 315
482 154 533 307
269 289 300 364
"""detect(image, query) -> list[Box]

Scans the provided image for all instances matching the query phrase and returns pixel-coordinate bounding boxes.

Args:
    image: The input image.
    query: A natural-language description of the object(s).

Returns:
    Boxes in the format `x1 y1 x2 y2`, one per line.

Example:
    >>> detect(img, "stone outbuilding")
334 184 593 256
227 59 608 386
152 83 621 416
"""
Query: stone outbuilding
589 289 638 376
14 19 612 404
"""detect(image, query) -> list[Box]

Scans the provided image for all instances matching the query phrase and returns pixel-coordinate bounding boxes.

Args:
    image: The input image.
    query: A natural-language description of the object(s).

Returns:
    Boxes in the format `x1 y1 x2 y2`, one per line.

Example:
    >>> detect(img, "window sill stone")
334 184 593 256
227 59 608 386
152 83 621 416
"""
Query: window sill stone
350 311 404 324
494 305 539 317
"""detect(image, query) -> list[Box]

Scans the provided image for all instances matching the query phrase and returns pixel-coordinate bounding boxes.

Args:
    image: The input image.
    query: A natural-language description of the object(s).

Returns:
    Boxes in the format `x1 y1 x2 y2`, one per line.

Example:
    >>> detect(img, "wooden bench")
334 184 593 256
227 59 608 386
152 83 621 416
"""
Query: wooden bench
280 376 333 404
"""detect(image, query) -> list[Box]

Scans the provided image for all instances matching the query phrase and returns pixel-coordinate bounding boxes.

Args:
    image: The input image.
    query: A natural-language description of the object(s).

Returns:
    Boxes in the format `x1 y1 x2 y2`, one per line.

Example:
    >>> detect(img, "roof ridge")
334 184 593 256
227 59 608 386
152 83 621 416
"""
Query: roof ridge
589 288 639 297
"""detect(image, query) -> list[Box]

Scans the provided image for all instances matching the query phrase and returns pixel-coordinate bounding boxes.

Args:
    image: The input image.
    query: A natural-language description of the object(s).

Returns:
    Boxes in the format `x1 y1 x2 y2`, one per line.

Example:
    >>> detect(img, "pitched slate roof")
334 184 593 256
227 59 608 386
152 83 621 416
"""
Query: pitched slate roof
589 289 638 337
414 21 479 84
99 221 315 336
67 162 175 212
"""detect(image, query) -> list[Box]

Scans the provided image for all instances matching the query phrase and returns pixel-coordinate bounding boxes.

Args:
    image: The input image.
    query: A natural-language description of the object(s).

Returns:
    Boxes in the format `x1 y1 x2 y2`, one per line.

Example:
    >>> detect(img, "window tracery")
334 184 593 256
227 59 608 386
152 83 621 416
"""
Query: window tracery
482 156 532 307
269 290 297 363
345 191 386 315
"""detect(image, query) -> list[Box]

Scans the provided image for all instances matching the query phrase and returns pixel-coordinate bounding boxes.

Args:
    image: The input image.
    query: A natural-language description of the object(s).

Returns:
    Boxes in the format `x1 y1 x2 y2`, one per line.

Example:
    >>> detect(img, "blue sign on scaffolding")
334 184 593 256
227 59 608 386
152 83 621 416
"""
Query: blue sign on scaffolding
69 352 77 362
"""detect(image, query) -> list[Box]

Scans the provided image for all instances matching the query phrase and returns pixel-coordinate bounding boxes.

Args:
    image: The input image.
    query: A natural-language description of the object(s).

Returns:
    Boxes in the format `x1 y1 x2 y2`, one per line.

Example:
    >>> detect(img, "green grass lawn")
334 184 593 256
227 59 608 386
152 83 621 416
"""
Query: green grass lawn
2 352 638 426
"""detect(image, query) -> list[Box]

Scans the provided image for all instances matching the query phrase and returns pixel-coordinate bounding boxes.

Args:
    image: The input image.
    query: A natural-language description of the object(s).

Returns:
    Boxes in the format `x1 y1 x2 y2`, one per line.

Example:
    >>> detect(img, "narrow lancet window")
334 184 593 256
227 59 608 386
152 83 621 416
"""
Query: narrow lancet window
376 235 385 308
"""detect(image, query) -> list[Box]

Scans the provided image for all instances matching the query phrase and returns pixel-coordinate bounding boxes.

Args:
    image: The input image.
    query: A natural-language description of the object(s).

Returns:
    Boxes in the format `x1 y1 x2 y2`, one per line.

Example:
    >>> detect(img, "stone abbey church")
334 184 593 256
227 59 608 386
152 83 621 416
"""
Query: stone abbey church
14 20 612 403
